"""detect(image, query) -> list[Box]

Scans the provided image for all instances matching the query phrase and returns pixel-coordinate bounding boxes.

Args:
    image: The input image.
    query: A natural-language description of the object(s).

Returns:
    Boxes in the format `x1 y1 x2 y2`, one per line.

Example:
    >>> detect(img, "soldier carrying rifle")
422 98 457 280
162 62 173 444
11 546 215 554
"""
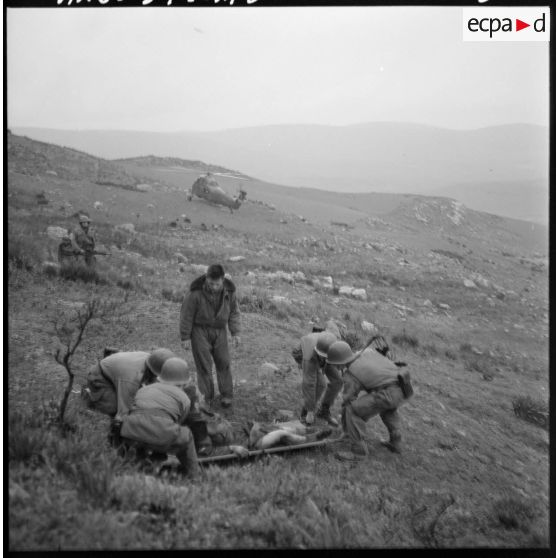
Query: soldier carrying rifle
59 214 110 268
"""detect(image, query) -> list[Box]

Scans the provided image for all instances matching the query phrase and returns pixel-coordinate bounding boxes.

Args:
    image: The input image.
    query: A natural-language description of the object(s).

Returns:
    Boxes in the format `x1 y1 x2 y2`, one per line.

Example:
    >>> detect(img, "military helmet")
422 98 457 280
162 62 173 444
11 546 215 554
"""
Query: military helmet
158 357 190 385
314 331 337 358
326 341 355 365
79 214 92 223
146 348 176 376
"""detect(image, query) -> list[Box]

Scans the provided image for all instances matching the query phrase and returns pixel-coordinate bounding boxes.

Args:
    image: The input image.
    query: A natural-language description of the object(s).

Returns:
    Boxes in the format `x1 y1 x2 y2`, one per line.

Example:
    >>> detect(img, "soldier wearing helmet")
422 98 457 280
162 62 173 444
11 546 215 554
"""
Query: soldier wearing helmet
82 348 176 421
69 214 96 268
120 358 247 478
292 329 342 426
326 341 410 461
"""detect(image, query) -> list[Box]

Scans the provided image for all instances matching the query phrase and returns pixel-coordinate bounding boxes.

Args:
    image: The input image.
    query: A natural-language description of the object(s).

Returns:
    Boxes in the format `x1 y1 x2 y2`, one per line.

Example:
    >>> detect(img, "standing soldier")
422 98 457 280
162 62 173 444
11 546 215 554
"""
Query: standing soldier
325 341 412 462
293 331 342 426
179 264 241 408
70 214 96 268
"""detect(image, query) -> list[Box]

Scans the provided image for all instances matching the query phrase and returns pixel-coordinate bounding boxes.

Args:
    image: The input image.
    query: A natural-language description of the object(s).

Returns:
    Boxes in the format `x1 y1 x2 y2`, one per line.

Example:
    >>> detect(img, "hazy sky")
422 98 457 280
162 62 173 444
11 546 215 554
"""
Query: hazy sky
7 6 549 132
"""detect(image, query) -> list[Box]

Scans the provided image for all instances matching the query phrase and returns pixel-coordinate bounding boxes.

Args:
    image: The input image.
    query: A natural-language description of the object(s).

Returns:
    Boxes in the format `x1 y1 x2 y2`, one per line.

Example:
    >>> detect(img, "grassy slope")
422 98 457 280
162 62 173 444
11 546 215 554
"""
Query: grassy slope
8 146 550 549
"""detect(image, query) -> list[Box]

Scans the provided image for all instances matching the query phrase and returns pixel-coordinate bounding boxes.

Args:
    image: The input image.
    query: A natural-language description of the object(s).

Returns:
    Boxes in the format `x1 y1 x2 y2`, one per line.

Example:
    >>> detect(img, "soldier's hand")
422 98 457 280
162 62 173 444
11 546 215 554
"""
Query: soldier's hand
231 335 241 349
181 339 191 351
229 445 250 458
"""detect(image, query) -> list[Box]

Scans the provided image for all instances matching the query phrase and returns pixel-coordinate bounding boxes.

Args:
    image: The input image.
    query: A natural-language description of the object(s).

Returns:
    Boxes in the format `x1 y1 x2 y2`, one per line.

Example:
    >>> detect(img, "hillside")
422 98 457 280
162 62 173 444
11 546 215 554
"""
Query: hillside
12 123 549 224
8 134 550 550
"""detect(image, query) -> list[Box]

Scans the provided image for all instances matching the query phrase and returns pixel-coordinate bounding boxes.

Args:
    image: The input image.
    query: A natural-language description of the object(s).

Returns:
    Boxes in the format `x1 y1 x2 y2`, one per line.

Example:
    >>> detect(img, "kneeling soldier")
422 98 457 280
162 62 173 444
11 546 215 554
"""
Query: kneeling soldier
120 358 201 478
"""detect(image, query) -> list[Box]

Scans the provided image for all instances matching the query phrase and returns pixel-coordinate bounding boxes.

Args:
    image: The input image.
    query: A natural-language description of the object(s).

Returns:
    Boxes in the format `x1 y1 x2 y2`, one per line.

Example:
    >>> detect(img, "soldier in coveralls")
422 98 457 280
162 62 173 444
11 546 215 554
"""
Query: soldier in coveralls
180 264 241 408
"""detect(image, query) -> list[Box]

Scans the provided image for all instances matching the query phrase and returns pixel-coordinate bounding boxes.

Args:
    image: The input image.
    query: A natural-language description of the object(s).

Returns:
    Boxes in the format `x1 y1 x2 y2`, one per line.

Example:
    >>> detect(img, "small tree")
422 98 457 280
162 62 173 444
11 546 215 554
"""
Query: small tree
53 295 127 426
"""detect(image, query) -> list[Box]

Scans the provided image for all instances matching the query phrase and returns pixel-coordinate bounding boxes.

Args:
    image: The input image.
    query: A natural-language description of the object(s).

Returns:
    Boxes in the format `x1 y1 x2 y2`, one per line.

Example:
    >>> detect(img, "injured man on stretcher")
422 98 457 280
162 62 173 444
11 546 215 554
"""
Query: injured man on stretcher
248 419 333 450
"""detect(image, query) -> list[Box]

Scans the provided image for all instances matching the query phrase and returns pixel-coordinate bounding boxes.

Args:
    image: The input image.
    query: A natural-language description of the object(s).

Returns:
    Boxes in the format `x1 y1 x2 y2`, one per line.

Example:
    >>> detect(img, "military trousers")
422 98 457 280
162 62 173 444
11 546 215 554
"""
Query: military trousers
191 326 233 401
342 383 404 453
302 363 343 412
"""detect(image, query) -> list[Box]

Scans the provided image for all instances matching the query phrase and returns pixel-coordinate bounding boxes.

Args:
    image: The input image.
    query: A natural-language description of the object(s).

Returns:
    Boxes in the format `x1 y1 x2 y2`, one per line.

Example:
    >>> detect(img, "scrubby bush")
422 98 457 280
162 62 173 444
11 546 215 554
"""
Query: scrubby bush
8 236 42 271
59 261 107 285
392 331 419 349
341 329 366 351
8 412 48 464
493 496 538 530
444 349 457 361
512 395 549 430
161 287 184 303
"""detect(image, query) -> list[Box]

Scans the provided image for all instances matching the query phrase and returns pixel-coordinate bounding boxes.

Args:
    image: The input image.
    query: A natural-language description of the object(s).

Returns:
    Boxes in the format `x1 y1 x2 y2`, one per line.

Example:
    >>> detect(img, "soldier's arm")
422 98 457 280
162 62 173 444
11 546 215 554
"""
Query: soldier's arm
114 379 138 422
179 292 197 341
341 373 361 406
68 231 83 253
228 291 241 336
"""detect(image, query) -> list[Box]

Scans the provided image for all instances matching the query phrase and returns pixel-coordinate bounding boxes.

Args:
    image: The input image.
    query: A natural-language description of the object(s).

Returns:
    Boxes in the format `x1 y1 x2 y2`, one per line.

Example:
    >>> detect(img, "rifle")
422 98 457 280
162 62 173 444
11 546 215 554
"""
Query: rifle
82 249 112 257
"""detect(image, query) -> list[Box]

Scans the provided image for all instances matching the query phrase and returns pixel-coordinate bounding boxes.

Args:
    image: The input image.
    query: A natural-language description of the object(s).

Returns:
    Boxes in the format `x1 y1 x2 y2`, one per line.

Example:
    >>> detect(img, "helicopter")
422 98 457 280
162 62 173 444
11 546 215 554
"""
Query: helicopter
188 172 247 213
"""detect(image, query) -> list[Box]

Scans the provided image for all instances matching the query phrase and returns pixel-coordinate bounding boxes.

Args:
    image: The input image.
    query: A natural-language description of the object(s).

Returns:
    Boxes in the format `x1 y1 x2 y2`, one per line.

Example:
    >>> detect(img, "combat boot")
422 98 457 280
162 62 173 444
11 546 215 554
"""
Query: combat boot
220 397 233 408
381 434 402 454
316 405 339 427
335 443 367 462
177 438 201 480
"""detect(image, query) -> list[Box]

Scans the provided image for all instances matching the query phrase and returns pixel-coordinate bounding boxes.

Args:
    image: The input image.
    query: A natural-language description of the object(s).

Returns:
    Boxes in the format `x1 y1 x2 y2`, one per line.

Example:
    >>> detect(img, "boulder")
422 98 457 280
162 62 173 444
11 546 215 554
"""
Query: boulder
46 226 69 240
361 320 377 334
191 264 208 274
352 288 367 301
339 285 354 297
116 223 136 234
463 279 476 288
93 201 103 210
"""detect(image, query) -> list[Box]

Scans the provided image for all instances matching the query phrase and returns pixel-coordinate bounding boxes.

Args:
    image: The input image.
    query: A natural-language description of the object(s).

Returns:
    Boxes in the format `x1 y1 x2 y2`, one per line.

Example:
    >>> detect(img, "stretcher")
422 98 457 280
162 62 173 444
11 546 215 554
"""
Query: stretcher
197 433 345 465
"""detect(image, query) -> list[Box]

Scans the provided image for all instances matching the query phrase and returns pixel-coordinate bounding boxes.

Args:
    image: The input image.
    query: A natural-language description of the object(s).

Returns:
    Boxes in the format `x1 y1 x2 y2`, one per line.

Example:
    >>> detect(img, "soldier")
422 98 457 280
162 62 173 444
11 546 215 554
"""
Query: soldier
325 341 412 462
119 358 201 478
57 229 80 267
82 348 176 421
292 331 342 426
69 214 97 268
179 264 241 408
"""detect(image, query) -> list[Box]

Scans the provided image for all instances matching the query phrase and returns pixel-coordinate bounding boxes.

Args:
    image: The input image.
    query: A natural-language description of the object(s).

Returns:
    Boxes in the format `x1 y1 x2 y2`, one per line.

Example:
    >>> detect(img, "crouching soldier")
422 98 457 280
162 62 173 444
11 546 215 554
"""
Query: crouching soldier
120 358 201 478
82 348 176 421
293 331 342 426
326 341 412 462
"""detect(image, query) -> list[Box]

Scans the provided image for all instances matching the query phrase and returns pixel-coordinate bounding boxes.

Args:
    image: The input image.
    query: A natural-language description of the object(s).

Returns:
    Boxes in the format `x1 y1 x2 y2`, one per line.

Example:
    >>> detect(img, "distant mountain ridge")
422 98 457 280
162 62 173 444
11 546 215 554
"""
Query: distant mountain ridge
115 155 249 179
12 123 549 224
